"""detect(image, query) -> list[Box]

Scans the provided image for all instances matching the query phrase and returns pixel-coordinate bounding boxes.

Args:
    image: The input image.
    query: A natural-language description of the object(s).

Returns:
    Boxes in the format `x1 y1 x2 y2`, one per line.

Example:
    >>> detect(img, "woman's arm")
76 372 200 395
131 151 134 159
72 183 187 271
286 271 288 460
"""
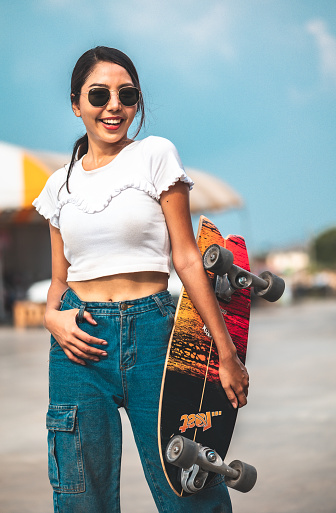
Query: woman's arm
45 223 108 365
160 181 249 409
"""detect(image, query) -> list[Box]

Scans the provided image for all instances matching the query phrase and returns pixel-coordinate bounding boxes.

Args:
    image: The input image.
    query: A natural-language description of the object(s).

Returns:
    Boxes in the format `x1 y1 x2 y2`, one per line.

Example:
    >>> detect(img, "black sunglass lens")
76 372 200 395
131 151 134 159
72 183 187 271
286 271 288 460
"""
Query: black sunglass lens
119 87 139 106
88 89 110 106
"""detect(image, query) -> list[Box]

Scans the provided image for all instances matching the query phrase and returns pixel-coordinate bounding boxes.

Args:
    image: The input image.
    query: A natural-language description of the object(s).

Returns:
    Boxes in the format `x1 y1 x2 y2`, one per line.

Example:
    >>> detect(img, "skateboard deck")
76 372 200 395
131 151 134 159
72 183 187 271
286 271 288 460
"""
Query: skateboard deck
158 216 251 496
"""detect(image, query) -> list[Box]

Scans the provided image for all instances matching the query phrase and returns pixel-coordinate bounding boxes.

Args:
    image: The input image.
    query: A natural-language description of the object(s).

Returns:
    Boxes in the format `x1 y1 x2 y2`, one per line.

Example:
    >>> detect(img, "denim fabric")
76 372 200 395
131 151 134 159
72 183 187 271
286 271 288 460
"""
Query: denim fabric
47 288 232 513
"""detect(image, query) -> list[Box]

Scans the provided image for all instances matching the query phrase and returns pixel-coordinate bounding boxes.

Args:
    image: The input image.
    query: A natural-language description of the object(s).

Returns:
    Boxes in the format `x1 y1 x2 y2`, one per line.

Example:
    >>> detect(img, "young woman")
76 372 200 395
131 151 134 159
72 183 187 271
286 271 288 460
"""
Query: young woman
33 47 249 513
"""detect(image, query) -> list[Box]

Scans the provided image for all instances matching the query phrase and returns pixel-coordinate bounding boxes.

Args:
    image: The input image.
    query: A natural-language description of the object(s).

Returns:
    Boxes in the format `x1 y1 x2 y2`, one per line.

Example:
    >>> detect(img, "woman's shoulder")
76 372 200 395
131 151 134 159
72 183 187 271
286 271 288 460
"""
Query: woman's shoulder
46 164 68 189
137 136 181 166
139 135 179 153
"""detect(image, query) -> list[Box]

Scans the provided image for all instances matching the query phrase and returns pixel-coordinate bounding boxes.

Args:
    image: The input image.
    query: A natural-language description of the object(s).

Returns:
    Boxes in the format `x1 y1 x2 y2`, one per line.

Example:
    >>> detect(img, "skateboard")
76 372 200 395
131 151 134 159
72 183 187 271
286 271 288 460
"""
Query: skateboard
158 216 285 496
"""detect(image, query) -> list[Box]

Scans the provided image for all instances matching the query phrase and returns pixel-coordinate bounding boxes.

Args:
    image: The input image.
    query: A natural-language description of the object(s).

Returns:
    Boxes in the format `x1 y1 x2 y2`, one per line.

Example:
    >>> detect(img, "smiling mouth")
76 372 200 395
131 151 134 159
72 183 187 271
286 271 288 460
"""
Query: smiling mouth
100 118 123 129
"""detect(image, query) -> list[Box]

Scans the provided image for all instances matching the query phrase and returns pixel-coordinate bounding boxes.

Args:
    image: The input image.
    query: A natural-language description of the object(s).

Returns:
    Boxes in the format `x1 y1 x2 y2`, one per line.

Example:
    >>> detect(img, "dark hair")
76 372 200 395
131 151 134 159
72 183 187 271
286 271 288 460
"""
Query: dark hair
66 47 145 193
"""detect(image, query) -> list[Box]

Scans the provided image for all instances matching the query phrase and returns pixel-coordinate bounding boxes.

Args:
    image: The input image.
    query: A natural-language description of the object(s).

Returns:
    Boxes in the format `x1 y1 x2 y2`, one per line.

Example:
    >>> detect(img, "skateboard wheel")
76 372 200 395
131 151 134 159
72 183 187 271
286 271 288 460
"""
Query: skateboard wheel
254 271 285 302
165 436 199 469
203 245 234 275
225 460 257 493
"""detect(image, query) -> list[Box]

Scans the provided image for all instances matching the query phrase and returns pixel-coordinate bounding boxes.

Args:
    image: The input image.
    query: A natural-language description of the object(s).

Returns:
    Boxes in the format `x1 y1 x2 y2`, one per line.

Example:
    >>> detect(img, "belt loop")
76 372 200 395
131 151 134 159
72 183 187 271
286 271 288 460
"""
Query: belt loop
76 302 86 323
153 295 167 317
61 289 68 301
59 289 69 309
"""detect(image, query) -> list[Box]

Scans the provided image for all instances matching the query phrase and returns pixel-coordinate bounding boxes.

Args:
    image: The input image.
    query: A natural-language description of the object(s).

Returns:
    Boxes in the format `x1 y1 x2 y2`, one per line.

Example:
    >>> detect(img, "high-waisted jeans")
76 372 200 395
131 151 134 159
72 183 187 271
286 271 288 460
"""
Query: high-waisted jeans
47 288 232 513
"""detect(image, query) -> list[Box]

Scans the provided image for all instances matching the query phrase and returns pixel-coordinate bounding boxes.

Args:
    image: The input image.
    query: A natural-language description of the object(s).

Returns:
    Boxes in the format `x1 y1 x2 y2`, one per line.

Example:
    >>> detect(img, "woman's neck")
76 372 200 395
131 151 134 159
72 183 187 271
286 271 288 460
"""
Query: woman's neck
82 138 133 171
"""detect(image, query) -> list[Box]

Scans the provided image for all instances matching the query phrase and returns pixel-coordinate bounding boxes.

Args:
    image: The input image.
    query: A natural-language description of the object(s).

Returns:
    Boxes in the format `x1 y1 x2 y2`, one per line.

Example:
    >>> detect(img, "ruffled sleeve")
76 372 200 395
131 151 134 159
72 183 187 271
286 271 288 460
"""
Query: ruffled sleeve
32 167 67 228
147 137 194 198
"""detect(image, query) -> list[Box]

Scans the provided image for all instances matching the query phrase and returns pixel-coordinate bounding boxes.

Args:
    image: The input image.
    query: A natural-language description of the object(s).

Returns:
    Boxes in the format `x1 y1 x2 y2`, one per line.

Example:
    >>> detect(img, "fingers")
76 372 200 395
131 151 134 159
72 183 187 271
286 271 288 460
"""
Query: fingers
64 327 108 363
219 358 250 409
62 340 108 366
235 370 249 408
69 337 108 361
225 387 239 410
82 311 98 325
236 388 248 409
63 347 87 366
58 310 108 364
240 370 249 396
223 384 247 410
73 324 107 347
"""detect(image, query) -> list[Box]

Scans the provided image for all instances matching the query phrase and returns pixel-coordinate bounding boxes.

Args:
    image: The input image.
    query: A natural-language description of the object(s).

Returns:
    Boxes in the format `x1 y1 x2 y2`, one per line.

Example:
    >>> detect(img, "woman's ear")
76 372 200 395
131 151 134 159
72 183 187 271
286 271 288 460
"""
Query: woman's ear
71 95 81 118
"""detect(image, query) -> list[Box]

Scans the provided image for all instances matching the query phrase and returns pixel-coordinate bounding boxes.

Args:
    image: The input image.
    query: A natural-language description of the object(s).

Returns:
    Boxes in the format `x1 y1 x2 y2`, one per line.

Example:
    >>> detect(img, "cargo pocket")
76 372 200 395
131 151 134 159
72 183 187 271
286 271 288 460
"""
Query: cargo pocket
46 405 85 493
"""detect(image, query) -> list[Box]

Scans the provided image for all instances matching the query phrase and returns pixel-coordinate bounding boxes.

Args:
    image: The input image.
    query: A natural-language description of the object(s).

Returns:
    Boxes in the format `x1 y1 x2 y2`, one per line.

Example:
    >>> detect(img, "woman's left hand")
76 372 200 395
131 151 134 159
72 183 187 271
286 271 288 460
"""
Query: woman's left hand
218 351 249 409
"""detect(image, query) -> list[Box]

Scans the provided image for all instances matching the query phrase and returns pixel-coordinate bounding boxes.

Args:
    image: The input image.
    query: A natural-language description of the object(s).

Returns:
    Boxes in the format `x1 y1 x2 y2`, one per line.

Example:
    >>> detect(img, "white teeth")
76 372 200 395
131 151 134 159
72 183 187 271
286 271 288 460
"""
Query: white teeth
102 119 122 125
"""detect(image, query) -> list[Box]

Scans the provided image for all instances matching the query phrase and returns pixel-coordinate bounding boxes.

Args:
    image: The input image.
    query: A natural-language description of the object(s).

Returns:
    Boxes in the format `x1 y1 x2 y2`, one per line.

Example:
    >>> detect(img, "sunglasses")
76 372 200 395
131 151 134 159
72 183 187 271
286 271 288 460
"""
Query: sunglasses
80 86 140 107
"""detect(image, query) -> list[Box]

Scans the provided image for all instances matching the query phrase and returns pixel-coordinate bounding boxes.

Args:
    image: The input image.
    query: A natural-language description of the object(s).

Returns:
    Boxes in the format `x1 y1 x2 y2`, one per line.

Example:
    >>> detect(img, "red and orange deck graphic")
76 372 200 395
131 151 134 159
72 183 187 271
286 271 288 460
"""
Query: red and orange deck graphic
166 218 251 383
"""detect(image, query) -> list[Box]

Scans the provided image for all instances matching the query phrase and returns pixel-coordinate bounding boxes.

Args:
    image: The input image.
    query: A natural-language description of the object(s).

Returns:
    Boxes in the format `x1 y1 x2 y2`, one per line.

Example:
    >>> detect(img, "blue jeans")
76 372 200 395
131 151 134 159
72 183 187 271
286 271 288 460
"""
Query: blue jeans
47 288 232 513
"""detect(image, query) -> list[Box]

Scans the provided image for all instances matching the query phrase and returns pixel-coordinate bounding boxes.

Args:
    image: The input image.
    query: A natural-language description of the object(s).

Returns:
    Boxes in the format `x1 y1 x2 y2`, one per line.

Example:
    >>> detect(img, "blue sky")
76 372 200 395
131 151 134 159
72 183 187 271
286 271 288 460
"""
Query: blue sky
1 0 335 253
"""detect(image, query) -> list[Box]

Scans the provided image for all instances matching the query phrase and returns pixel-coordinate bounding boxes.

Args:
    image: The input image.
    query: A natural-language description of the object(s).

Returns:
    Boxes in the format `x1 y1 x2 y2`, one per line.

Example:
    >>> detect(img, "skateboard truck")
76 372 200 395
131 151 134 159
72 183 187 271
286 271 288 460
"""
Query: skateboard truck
166 435 257 494
203 244 285 303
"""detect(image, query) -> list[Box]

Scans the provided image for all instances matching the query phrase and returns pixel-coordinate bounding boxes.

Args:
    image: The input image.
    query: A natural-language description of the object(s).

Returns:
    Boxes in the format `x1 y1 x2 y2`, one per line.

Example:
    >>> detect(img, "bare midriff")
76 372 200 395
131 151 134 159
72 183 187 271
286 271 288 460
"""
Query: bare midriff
68 271 169 303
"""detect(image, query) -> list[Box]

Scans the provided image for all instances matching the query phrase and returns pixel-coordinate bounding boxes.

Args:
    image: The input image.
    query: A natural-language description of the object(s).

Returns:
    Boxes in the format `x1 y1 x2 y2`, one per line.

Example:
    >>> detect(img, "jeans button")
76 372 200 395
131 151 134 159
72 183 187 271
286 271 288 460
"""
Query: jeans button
120 303 128 311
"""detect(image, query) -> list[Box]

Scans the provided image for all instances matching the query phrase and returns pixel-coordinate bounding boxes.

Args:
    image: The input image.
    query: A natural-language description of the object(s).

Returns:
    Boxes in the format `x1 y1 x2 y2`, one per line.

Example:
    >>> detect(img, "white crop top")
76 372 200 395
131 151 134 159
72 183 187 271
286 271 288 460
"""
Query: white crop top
33 136 193 282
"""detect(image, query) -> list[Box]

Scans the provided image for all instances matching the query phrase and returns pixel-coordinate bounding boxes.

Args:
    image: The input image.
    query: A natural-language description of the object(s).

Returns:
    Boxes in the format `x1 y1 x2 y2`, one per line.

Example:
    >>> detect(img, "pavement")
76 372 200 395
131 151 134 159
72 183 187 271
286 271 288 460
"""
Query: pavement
0 299 335 513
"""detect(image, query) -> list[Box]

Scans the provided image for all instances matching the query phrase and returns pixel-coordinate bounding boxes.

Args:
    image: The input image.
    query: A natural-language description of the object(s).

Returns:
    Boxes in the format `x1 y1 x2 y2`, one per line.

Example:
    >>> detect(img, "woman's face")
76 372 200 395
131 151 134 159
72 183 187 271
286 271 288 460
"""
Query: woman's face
72 61 138 149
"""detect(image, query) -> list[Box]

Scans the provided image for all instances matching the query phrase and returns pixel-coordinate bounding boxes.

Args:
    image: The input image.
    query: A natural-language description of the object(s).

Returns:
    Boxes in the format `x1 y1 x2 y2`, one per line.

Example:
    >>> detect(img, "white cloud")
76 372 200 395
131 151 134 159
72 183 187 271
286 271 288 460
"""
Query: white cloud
306 19 336 87
175 2 235 61
113 0 236 72
287 86 315 105
110 0 235 88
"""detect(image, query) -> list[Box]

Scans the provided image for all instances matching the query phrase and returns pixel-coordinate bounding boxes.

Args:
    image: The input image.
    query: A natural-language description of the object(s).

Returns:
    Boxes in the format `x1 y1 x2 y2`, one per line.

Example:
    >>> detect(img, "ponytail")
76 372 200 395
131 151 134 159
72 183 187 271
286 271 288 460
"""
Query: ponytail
66 134 88 193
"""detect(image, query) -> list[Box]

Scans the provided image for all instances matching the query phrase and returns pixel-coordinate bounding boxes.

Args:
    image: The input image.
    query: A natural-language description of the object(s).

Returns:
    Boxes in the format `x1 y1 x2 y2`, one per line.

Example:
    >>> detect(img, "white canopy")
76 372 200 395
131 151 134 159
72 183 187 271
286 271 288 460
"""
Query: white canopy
186 167 243 213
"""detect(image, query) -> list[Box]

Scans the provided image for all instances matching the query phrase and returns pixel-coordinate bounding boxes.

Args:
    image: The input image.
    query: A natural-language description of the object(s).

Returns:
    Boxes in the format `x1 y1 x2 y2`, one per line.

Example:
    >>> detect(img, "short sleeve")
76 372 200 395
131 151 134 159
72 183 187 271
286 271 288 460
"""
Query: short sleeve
32 167 67 229
147 137 194 198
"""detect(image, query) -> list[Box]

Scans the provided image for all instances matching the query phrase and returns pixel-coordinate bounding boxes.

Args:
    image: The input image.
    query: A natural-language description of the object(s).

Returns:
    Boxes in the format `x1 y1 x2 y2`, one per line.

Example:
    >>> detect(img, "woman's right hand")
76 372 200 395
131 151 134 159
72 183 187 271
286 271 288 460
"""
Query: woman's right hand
45 308 108 366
